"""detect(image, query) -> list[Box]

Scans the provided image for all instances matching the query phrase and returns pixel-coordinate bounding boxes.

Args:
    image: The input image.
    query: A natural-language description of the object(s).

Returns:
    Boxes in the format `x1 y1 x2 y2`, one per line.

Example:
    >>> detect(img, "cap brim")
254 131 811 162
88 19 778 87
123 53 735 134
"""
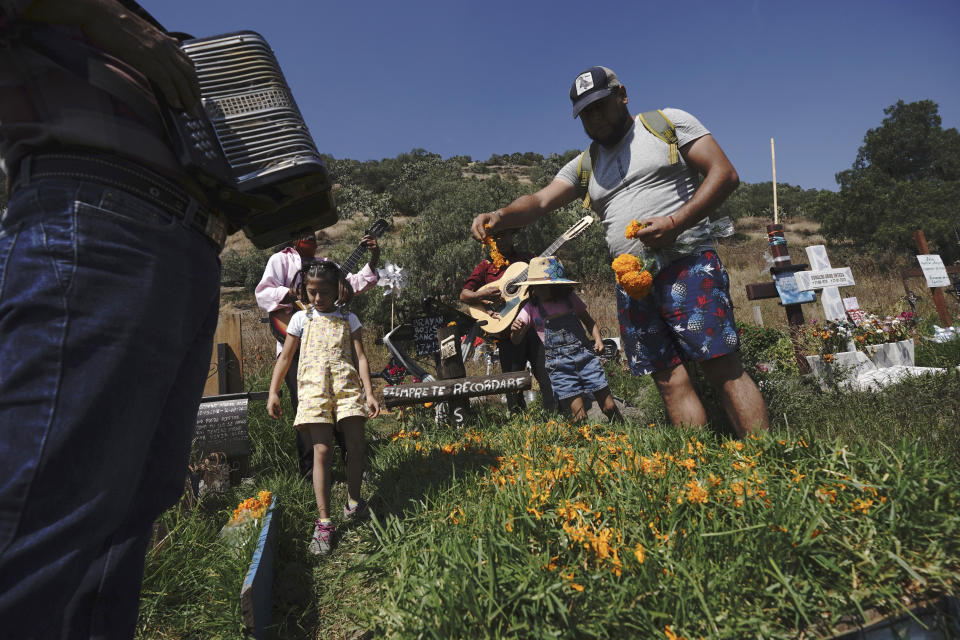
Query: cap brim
572 89 612 118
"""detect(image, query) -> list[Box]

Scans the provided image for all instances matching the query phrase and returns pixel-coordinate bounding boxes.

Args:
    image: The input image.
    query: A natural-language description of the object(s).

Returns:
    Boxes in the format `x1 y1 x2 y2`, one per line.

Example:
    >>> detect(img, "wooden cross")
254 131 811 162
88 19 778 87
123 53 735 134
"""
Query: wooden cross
902 230 960 327
744 223 813 370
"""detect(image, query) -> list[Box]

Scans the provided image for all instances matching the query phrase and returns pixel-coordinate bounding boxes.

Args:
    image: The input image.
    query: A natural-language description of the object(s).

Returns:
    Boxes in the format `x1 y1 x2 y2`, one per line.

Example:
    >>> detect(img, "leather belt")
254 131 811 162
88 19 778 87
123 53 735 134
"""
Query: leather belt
12 152 228 251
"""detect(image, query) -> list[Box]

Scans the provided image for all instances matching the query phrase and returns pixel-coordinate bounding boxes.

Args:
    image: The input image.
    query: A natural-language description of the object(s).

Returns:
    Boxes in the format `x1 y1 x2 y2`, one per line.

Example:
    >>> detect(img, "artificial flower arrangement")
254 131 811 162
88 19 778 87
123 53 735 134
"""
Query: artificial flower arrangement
851 312 913 347
804 311 916 358
611 220 660 300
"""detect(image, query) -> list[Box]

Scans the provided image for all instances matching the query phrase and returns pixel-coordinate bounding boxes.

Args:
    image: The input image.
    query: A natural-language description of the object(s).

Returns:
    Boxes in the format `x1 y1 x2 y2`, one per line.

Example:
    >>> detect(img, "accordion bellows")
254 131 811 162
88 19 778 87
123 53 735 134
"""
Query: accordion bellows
176 31 337 248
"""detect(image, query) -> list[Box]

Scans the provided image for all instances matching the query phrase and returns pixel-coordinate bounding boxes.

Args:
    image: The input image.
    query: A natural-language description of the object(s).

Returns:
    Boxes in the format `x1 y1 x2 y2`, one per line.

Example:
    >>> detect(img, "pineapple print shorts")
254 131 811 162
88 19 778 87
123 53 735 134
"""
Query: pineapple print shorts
616 250 740 376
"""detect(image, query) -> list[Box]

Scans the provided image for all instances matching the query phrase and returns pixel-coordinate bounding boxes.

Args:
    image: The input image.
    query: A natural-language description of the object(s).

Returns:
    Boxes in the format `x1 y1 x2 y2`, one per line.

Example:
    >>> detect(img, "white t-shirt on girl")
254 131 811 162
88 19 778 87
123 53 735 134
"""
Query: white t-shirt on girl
286 308 362 338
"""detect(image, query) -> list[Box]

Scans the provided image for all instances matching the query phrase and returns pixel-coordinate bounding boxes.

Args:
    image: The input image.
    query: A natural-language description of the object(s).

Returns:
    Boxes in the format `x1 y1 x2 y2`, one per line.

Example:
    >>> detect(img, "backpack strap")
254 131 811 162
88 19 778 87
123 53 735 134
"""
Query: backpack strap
637 109 679 165
575 109 679 208
576 141 599 209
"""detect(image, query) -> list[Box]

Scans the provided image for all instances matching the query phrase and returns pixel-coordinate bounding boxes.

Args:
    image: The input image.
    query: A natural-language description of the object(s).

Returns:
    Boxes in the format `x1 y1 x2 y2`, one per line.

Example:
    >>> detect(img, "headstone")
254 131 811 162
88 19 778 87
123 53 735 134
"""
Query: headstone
193 398 250 459
802 245 854 321
412 314 445 356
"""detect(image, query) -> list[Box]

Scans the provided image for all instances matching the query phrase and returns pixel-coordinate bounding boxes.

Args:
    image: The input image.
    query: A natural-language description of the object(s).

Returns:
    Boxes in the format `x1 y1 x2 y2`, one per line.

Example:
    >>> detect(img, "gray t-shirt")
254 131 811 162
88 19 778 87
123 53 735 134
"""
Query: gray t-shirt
556 108 714 261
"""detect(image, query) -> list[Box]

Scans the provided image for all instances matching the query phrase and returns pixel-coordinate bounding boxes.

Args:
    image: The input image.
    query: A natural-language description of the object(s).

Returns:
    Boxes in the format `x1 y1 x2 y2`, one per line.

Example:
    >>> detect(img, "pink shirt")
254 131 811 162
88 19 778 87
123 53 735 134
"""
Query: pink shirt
255 247 378 352
516 293 588 344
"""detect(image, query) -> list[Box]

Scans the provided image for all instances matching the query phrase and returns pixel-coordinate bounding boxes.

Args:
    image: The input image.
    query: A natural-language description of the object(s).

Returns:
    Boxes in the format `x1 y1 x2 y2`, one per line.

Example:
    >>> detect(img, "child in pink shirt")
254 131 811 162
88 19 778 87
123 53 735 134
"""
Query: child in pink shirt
510 256 622 423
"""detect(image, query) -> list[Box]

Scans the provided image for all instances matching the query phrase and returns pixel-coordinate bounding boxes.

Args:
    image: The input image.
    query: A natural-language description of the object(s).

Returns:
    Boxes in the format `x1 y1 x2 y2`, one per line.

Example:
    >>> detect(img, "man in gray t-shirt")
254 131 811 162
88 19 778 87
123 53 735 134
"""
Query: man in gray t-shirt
469 66 768 437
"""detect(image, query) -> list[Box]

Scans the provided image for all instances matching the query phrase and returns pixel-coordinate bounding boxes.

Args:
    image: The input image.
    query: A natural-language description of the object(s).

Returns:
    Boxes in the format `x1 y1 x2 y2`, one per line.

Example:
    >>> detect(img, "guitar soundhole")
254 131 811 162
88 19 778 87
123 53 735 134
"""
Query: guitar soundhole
505 284 519 296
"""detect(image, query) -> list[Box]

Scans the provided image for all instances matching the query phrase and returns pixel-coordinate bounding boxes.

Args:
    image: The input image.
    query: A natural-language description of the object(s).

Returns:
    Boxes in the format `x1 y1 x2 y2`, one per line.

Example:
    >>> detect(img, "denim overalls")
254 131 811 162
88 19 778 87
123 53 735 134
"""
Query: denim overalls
535 298 609 401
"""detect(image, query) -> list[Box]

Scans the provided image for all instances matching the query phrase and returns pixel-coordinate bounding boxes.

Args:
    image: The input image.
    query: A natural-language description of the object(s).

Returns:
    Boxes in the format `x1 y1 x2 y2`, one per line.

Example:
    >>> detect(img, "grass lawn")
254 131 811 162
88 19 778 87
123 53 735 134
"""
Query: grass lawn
136 353 960 639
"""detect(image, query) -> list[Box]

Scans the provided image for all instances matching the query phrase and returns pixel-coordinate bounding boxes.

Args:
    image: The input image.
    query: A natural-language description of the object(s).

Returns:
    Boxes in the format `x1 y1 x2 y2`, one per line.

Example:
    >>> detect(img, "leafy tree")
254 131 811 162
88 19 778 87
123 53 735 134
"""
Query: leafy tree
819 100 960 263
332 184 393 220
716 181 827 221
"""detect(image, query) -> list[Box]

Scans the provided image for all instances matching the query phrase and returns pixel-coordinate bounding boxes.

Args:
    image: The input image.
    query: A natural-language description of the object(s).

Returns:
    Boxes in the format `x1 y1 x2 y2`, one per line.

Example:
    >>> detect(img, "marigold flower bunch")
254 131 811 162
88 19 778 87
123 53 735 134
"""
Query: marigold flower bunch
229 490 272 525
612 253 657 300
612 220 660 300
624 219 647 238
483 224 509 268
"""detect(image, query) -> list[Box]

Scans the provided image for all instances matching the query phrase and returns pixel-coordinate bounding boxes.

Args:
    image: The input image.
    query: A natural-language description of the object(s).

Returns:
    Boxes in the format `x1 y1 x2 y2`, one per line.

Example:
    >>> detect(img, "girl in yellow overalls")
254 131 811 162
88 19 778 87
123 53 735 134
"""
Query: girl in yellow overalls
268 261 380 554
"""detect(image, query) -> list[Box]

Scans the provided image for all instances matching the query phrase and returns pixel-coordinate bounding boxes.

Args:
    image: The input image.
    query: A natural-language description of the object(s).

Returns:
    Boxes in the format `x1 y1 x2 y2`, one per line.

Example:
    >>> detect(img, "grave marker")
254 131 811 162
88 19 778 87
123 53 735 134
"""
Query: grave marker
412 314 445 356
193 398 250 459
744 223 813 370
192 391 269 489
799 244 855 321
240 497 278 639
436 324 470 427
901 230 960 327
382 371 532 408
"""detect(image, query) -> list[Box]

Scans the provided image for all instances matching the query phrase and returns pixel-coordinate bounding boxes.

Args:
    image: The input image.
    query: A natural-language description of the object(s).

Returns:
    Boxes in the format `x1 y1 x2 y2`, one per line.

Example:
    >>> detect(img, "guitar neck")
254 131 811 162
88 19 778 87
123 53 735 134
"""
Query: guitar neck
540 235 571 257
340 244 367 275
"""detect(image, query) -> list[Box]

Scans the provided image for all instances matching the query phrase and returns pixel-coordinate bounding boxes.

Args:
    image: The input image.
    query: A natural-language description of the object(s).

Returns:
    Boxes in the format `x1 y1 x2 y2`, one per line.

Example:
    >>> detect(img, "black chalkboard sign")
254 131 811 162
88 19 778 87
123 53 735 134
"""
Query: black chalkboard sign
412 314 445 356
193 398 250 458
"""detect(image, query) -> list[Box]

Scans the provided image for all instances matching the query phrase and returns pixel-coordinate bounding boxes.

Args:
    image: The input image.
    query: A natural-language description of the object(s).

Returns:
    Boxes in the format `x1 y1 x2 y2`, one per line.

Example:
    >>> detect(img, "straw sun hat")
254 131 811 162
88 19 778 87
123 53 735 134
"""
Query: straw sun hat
516 256 579 286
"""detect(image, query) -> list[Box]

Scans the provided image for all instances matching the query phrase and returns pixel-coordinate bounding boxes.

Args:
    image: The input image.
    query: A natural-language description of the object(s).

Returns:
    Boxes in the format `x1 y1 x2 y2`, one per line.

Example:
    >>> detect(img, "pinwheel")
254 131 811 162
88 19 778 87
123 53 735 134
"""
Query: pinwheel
377 262 407 329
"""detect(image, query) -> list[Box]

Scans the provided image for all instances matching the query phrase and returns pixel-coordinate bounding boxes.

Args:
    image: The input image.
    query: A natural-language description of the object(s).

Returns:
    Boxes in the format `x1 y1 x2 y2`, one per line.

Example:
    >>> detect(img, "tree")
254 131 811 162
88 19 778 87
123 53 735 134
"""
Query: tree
819 100 960 263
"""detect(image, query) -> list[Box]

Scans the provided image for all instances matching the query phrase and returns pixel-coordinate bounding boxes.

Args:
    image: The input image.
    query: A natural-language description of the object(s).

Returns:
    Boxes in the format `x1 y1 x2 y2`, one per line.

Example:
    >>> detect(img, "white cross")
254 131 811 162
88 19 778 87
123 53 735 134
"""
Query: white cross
804 245 851 321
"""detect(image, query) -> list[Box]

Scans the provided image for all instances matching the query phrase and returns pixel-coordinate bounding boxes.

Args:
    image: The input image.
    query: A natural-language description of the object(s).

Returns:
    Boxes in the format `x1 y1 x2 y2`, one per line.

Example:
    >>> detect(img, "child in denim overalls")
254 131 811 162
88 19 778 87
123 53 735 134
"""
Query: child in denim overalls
510 256 622 423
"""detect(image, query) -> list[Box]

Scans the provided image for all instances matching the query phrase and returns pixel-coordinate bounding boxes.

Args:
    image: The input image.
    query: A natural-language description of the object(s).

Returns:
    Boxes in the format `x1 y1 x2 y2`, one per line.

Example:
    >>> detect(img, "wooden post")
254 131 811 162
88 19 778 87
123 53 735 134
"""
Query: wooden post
914 230 953 327
745 224 810 372
770 138 778 225
205 313 243 396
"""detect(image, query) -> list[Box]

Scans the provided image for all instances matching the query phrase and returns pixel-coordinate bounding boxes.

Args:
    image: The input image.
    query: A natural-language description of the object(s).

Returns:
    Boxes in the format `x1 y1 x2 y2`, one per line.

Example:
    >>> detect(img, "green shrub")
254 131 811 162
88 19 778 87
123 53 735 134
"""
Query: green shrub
737 321 800 380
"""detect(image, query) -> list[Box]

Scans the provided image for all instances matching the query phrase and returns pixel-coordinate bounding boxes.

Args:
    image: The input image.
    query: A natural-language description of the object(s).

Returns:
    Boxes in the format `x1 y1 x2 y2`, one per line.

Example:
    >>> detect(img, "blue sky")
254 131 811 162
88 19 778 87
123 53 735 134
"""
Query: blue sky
151 0 960 192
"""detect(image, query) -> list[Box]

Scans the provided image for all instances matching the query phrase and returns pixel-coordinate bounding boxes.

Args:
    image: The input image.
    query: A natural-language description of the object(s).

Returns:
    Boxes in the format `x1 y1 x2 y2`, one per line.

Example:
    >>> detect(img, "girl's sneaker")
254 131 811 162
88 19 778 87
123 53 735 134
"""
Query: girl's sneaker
308 519 336 555
343 499 370 521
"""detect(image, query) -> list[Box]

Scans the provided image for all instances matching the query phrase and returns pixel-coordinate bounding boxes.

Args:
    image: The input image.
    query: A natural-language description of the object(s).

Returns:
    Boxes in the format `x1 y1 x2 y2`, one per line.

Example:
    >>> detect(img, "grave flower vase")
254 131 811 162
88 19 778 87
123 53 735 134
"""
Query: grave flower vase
864 338 915 368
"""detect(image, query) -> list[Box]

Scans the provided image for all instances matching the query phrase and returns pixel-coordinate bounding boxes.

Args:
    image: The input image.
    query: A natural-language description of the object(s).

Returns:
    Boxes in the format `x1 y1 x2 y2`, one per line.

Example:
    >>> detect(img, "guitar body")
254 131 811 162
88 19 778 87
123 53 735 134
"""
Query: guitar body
268 301 308 344
466 215 595 335
467 262 530 334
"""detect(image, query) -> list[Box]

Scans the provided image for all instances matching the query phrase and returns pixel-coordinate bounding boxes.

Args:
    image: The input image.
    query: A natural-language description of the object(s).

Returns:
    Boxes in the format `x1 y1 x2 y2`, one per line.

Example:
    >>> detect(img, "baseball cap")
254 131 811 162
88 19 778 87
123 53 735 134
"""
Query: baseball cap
569 66 621 118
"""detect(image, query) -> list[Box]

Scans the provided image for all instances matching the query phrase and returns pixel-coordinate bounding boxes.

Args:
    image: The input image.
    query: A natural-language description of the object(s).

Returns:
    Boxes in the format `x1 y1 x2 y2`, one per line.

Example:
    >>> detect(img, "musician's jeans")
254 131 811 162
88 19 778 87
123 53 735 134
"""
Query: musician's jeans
497 332 556 412
0 178 220 639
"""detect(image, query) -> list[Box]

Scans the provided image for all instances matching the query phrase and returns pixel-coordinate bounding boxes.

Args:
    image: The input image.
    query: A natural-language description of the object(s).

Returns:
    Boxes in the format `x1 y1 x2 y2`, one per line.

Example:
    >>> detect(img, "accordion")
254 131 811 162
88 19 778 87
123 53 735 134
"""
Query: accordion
167 31 337 249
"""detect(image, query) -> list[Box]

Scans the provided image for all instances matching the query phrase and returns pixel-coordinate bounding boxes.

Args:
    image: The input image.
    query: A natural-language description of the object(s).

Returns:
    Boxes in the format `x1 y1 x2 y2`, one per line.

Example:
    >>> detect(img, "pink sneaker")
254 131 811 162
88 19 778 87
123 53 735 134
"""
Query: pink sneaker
308 519 336 555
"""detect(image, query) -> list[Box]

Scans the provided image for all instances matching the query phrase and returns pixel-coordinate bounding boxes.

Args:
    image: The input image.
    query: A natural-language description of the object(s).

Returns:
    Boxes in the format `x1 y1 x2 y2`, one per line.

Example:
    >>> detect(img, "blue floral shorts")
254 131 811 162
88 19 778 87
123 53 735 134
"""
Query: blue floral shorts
617 251 740 375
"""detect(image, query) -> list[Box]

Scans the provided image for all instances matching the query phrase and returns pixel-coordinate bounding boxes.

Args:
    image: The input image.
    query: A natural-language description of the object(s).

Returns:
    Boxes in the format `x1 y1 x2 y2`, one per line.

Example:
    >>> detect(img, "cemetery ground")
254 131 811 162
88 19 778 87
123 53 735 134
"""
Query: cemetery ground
136 217 960 639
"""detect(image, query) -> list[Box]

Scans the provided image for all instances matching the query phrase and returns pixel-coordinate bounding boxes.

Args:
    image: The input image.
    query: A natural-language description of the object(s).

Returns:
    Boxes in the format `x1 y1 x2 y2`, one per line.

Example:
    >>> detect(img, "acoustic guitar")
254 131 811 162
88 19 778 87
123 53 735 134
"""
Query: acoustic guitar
467 216 594 334
268 218 390 343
